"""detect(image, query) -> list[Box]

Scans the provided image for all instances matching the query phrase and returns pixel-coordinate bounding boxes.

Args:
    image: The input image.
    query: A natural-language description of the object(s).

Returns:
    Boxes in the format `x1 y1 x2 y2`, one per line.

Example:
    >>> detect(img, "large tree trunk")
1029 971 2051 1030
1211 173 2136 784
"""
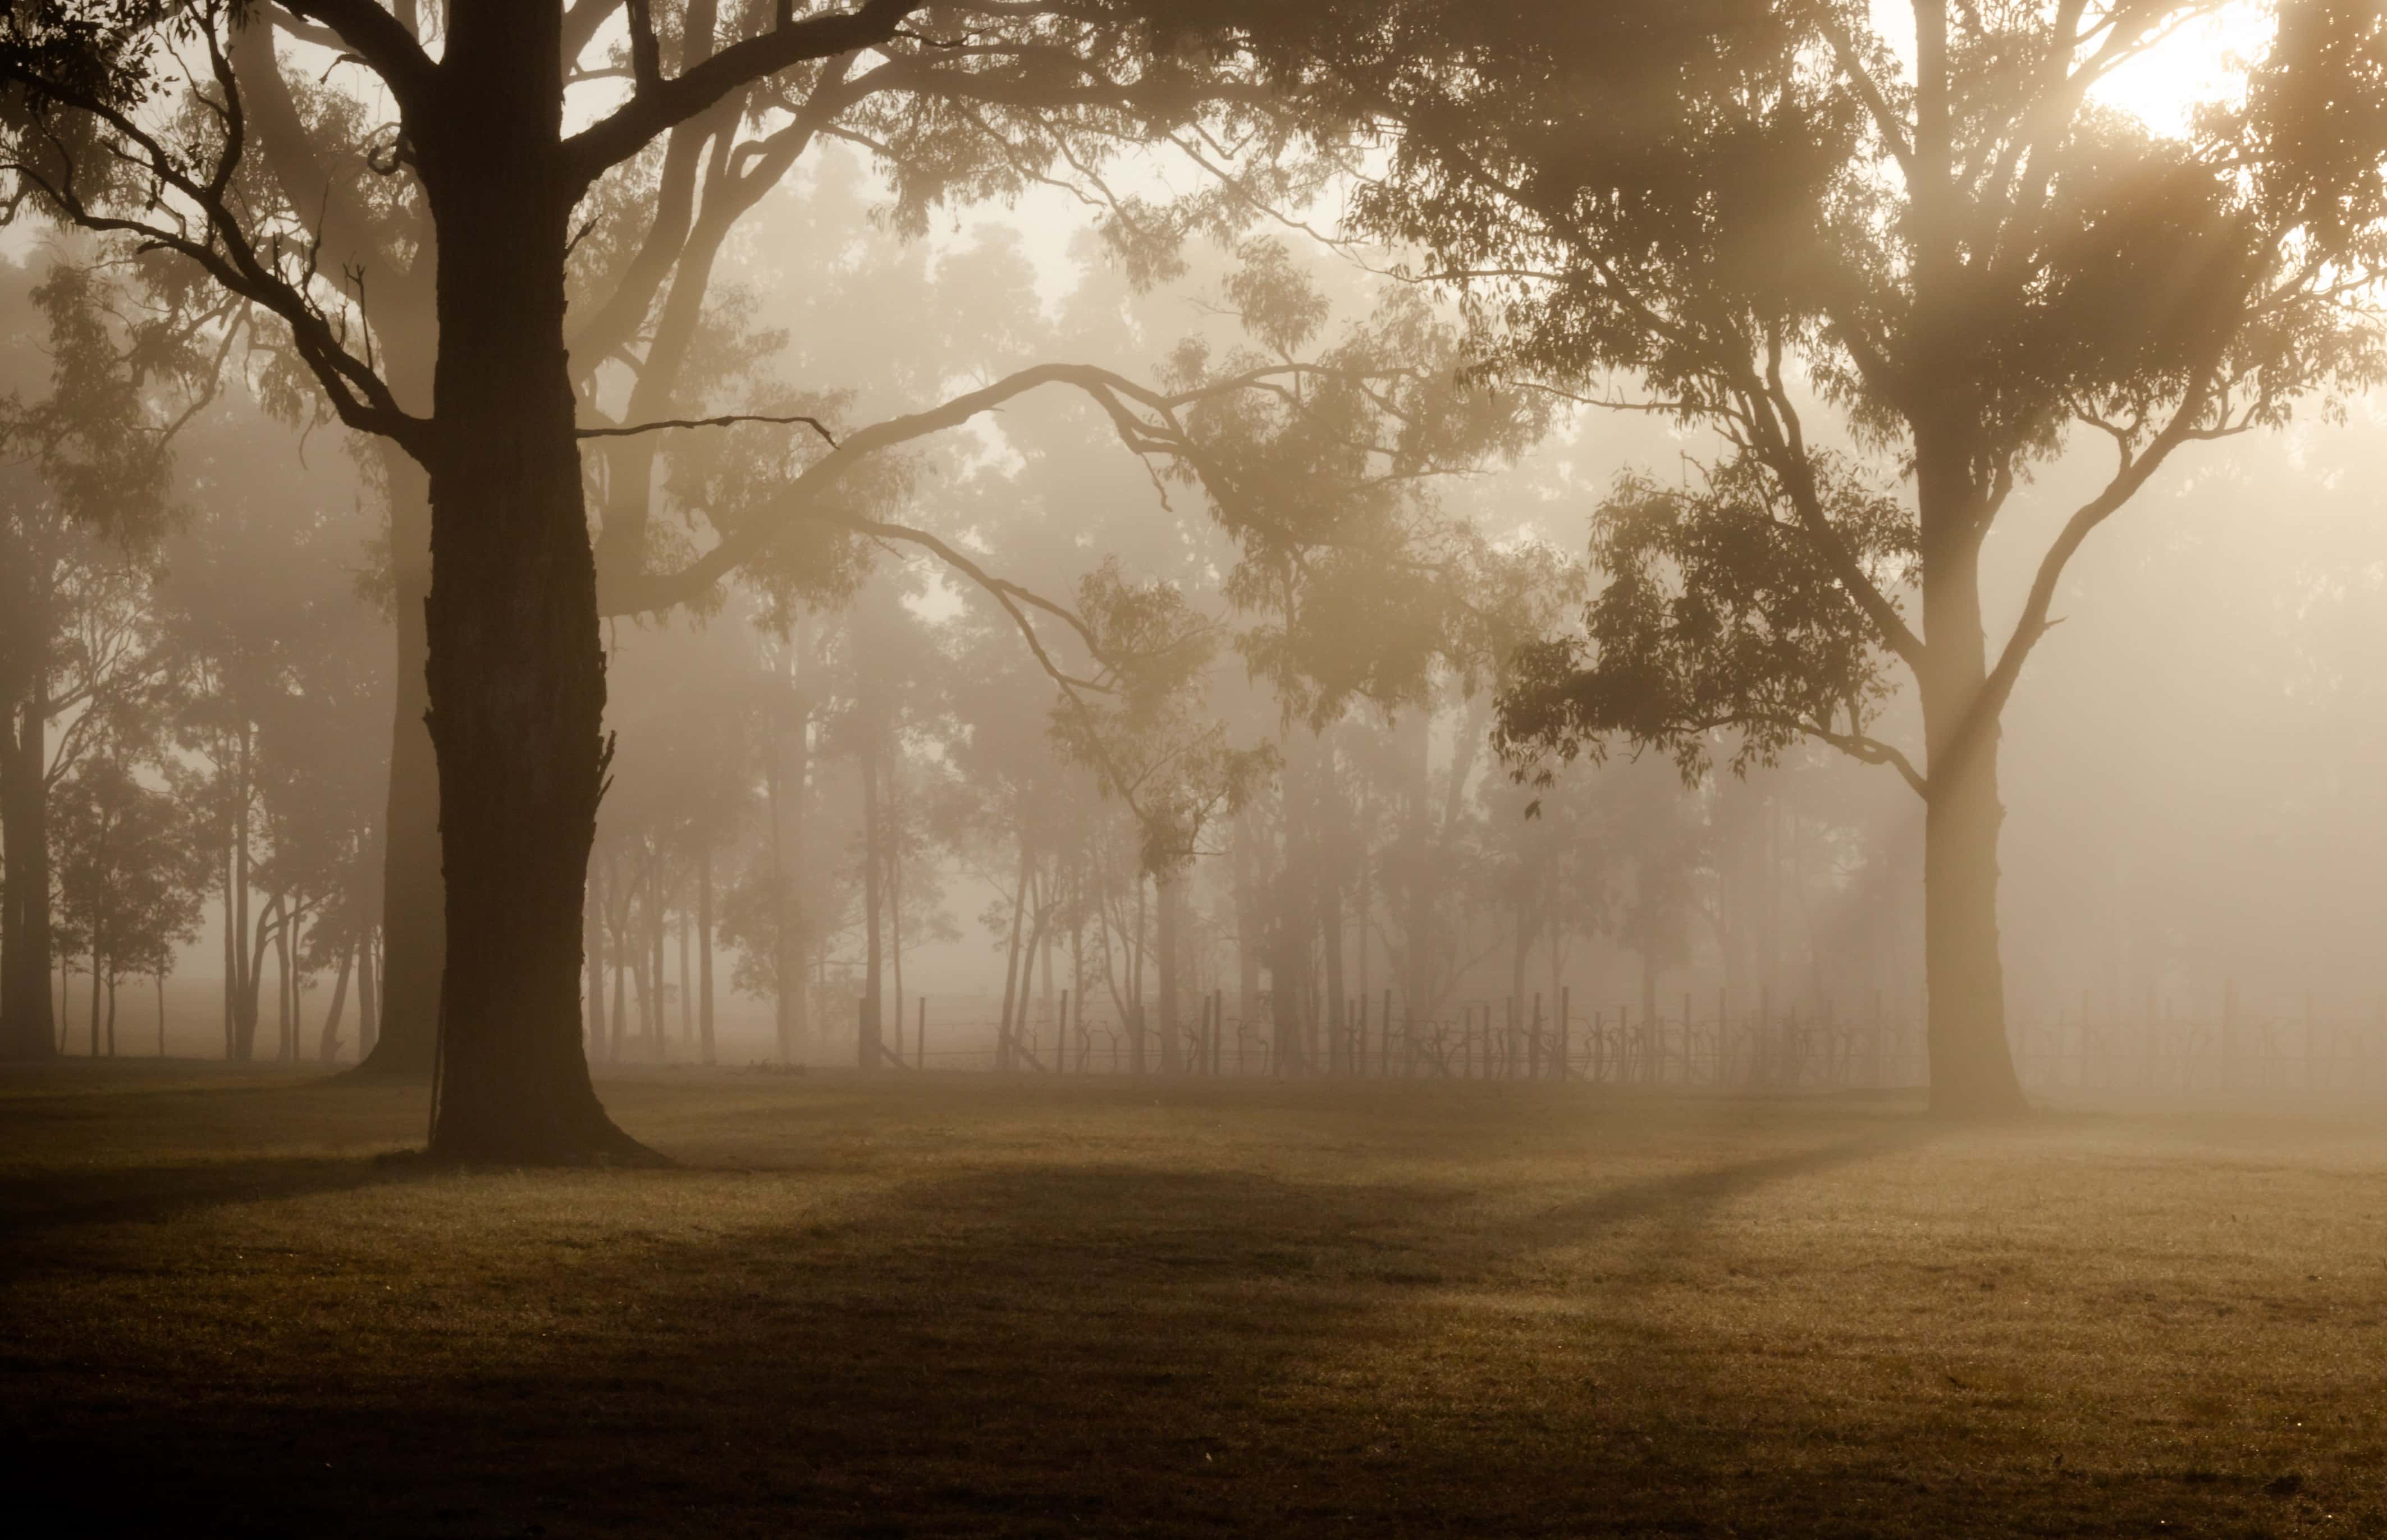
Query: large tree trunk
0 673 55 1060
415 7 642 1162
1906 20 2026 1120
1915 456 2027 1118
356 448 442 1078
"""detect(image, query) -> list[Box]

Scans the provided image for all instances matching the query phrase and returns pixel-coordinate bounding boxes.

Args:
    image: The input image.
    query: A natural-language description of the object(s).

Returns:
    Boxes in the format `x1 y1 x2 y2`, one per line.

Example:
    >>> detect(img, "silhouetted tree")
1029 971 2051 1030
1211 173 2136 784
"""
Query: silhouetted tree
0 260 203 1061
1251 1 2387 1111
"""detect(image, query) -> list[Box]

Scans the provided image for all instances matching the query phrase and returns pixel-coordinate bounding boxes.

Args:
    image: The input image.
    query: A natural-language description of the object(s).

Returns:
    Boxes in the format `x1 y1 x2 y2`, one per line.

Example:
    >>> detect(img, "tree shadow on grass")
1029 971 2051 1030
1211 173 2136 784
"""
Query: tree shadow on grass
8 1120 1995 1539
0 1152 434 1259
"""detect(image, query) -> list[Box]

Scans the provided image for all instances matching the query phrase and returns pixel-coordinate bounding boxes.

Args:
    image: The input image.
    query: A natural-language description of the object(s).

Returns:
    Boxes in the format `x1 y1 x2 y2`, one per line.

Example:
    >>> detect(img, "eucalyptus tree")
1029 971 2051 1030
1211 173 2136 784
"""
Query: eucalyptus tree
0 0 1380 1157
0 260 208 1060
1211 1 2387 1111
1055 563 1273 1073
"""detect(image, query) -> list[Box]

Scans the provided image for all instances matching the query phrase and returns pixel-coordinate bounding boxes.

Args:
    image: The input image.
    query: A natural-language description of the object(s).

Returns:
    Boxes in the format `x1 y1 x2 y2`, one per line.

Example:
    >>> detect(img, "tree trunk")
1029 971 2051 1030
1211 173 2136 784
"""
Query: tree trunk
358 933 378 1059
886 756 906 1056
1231 808 1261 1042
769 634 809 1062
858 739 884 1070
318 943 354 1062
1919 696 2024 1114
414 11 643 1161
646 847 666 1060
230 748 257 1062
996 830 1031 1072
0 675 54 1060
235 17 441 1083
696 841 715 1065
1512 902 1531 1080
1638 939 1660 1086
1915 451 2027 1118
276 904 296 1063
676 892 692 1048
1155 868 1182 1074
583 849 605 1057
219 846 235 1058
356 447 443 1078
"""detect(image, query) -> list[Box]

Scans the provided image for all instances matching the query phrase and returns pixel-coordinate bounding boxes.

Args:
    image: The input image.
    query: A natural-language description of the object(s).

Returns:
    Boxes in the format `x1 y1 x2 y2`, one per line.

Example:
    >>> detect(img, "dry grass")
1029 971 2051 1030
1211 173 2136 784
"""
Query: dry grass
3 1062 2383 1537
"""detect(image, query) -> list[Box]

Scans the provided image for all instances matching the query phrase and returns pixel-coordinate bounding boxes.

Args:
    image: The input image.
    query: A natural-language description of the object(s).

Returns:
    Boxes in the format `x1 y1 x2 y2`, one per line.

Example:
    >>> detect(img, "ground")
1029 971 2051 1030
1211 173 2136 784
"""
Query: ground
2 1064 2381 1538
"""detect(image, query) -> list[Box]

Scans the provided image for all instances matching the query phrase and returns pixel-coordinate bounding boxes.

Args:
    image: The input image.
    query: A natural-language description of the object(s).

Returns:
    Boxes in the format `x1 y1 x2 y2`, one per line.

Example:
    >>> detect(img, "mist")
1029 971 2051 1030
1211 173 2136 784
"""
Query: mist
4 3 2385 1534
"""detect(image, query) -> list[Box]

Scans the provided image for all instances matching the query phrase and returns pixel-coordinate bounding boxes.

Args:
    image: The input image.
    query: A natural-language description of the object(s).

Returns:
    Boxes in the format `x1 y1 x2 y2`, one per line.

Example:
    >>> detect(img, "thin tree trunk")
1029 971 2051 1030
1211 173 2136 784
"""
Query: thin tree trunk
696 841 715 1065
221 844 235 1058
1320 880 1346 1076
318 943 355 1062
104 971 117 1059
0 668 56 1060
677 891 692 1047
770 632 809 1062
231 742 256 1062
886 755 905 1055
1231 809 1260 1044
277 901 298 1064
358 445 443 1079
996 829 1032 1072
1639 940 1660 1085
1128 874 1150 1075
1155 868 1182 1075
583 851 605 1058
648 847 666 1060
858 738 884 1070
359 929 379 1060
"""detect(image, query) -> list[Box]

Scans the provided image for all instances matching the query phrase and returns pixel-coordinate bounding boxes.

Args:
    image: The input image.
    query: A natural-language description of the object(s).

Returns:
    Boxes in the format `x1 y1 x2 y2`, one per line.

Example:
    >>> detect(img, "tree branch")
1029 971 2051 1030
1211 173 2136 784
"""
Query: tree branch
561 0 920 187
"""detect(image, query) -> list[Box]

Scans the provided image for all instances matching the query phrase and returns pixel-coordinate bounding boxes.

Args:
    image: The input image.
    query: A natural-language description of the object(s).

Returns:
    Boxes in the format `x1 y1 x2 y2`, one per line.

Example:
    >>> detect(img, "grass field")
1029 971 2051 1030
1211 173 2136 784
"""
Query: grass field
2 1064 2383 1538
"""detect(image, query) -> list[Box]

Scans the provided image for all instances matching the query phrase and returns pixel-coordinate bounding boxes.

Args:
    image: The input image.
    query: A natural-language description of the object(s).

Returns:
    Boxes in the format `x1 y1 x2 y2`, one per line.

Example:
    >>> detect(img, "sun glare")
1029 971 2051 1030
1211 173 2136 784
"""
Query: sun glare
2088 2 2275 136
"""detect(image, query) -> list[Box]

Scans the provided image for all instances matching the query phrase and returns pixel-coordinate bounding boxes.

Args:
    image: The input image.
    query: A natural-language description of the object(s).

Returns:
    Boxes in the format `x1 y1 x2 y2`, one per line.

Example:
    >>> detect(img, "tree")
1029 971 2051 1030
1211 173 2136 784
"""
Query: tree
0 259 201 1061
0 0 1307 1156
1260 1 2385 1111
51 751 207 1056
1056 562 1273 1073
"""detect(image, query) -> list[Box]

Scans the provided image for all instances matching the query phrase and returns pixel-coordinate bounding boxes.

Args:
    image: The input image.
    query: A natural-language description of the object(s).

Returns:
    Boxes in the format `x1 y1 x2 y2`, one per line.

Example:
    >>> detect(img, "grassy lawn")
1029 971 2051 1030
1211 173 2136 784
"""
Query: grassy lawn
2 1064 2383 1538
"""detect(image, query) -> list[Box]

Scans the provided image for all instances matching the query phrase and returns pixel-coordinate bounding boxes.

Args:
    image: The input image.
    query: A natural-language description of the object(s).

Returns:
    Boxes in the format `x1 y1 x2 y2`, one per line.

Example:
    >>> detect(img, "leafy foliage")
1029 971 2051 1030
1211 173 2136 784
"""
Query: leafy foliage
1499 453 1915 786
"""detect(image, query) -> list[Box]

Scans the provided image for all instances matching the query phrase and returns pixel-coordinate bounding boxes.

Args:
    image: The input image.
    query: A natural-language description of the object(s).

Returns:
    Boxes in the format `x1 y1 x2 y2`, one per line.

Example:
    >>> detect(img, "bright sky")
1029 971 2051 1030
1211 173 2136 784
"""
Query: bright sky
2086 1 2275 136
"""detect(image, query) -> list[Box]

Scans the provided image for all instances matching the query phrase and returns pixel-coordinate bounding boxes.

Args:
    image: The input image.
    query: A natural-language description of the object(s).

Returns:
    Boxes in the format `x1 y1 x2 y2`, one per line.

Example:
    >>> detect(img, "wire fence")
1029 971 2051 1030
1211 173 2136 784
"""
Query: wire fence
825 991 2387 1100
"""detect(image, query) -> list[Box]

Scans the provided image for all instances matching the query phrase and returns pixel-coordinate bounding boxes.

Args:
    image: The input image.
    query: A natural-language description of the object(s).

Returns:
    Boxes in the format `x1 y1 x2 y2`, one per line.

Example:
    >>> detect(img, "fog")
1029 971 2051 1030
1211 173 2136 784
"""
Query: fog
13 131 2387 1092
19 4 2387 1532
7 0 2387 1114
